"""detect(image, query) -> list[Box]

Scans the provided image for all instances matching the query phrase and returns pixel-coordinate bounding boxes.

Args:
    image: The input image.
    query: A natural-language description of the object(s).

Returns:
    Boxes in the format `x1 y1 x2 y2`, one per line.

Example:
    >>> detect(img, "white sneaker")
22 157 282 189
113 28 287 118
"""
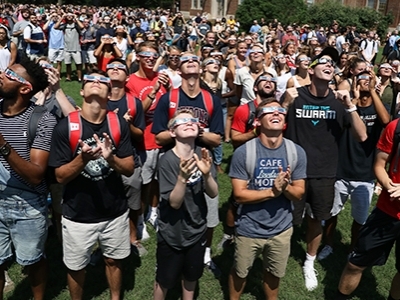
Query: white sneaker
141 223 150 241
317 245 333 260
148 213 158 230
303 266 318 291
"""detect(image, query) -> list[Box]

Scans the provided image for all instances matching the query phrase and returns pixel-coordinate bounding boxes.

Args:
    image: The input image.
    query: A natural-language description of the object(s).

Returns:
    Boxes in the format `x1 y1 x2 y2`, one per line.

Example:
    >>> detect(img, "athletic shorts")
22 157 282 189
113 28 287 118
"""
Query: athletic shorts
81 50 97 64
349 208 400 272
64 51 82 65
48 48 64 62
155 233 207 289
233 227 293 278
331 179 374 224
292 178 335 225
205 193 219 228
122 167 142 211
62 210 130 271
140 149 160 185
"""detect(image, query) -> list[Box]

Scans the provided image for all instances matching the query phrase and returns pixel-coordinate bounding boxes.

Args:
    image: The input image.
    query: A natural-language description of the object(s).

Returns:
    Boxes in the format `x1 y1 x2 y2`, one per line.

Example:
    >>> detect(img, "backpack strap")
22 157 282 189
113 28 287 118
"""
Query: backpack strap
200 89 214 118
68 111 82 154
126 94 137 118
106 111 121 147
169 88 180 119
246 100 256 132
245 138 257 181
28 105 47 146
283 138 298 173
391 119 400 173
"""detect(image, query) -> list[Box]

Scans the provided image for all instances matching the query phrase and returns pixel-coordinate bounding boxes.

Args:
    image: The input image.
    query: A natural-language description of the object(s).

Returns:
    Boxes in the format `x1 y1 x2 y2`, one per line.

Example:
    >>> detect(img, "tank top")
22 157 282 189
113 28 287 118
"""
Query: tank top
0 44 11 71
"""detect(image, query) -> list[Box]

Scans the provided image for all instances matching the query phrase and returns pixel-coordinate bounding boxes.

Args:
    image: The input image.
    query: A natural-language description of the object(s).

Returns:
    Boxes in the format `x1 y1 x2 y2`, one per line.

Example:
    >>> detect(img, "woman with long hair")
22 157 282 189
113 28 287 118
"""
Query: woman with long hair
274 53 292 99
94 34 123 72
113 25 129 60
0 24 17 71
287 53 311 88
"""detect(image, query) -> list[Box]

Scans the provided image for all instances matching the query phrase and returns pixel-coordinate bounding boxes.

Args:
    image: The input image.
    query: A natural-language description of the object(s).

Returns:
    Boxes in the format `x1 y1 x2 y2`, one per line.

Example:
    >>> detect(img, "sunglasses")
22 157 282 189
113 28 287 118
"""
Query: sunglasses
250 49 264 54
138 51 159 59
204 59 220 66
3 68 32 90
257 106 287 118
180 56 200 63
169 55 180 60
210 51 223 56
309 57 336 68
170 117 199 128
83 75 111 87
357 75 370 81
40 63 54 69
275 55 285 59
256 76 278 85
106 63 127 70
297 57 311 62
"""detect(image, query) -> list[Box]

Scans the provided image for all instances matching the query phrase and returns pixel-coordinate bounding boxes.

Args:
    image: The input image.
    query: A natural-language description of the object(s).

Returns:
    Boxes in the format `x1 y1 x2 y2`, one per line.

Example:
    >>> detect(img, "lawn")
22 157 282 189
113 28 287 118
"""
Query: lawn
4 68 396 300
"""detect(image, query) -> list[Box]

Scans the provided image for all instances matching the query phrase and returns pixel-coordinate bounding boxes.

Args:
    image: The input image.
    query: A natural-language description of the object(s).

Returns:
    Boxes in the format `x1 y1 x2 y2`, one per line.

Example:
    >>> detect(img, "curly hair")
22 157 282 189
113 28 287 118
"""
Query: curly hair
19 56 48 95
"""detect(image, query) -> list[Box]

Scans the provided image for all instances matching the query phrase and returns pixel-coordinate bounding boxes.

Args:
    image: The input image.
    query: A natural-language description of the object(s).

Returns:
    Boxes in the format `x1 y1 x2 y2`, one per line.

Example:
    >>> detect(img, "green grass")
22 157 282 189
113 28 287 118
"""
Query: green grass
4 66 396 299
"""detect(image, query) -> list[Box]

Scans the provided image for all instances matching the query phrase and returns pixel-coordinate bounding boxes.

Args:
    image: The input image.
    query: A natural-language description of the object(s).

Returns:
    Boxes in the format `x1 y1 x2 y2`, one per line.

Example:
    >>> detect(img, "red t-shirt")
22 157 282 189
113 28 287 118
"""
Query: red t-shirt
231 100 258 133
376 119 400 219
97 55 114 72
125 73 166 151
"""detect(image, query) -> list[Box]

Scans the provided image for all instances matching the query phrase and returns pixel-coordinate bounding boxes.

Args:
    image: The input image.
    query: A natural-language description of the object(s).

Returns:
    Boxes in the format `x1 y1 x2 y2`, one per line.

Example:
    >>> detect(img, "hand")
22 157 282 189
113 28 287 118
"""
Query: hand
93 133 113 160
45 68 61 91
368 70 377 89
158 72 170 89
123 109 133 123
194 148 212 176
283 87 298 108
79 139 102 162
179 157 197 180
272 166 290 196
335 89 353 108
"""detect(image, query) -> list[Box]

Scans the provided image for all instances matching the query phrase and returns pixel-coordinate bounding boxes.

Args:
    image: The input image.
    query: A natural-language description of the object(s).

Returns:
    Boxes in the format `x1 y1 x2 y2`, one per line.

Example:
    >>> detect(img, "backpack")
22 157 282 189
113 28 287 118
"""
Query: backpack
245 101 257 132
360 39 376 50
168 88 214 121
68 110 121 153
245 137 298 181
126 94 137 118
27 105 48 146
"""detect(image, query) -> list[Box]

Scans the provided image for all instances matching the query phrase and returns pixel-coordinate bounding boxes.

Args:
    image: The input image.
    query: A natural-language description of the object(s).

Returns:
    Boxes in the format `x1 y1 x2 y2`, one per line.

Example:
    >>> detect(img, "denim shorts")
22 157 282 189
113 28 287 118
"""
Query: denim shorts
0 187 47 266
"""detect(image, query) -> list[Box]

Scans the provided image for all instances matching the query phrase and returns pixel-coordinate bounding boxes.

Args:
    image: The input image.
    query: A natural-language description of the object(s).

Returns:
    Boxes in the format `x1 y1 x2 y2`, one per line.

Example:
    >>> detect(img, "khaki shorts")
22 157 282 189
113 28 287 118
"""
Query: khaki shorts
62 210 130 271
234 227 293 279
64 51 82 65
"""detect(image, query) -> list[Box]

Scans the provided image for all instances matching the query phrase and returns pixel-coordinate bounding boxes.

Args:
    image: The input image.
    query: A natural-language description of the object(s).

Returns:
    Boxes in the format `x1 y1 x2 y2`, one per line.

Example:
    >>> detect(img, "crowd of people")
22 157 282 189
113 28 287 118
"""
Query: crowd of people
1 2 400 300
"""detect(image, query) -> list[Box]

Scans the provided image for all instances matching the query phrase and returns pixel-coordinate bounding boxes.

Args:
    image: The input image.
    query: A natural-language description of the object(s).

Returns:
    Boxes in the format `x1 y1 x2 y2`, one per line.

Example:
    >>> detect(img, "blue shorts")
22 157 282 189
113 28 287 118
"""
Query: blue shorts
0 187 47 266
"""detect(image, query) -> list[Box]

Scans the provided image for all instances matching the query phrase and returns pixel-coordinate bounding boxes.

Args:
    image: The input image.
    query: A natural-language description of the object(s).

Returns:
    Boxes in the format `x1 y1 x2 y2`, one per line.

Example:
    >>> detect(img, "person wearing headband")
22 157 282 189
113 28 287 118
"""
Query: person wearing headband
229 97 306 300
153 109 217 300
49 71 134 299
282 47 367 291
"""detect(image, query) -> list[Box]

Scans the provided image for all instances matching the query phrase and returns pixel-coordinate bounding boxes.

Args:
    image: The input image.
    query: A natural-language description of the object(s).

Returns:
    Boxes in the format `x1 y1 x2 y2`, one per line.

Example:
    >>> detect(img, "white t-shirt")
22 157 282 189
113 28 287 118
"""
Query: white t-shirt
234 67 255 105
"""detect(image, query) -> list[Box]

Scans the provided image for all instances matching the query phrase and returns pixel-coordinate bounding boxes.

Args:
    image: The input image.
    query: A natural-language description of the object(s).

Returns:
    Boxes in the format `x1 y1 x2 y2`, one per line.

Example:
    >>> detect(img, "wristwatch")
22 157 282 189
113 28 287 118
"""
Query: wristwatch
0 142 11 157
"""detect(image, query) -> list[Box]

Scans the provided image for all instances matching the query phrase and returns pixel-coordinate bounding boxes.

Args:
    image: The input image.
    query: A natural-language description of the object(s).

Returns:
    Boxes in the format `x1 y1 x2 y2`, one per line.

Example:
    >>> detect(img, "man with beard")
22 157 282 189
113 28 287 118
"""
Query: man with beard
0 58 57 299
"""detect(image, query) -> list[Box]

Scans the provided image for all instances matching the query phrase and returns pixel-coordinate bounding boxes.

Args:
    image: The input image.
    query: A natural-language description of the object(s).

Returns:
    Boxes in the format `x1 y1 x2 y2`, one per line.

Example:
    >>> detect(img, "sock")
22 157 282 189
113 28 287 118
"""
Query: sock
150 206 157 216
204 247 211 264
335 290 350 300
304 253 316 269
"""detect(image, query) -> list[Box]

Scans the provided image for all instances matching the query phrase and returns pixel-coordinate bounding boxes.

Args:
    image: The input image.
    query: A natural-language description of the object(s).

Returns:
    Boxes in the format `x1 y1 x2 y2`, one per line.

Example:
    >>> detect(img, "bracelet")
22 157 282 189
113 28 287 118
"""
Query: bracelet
253 127 258 137
345 105 357 113
147 93 155 100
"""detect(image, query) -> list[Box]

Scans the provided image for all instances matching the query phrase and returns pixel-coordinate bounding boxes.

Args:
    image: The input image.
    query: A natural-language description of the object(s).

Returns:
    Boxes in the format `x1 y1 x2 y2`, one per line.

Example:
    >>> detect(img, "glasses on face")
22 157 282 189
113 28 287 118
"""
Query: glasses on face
250 49 264 55
106 63 127 71
169 55 180 60
138 51 159 59
180 56 200 63
204 59 220 66
357 75 370 81
256 76 278 85
275 55 285 60
83 75 111 87
309 57 335 68
210 51 223 57
297 57 311 63
257 106 287 118
3 68 32 90
170 117 199 128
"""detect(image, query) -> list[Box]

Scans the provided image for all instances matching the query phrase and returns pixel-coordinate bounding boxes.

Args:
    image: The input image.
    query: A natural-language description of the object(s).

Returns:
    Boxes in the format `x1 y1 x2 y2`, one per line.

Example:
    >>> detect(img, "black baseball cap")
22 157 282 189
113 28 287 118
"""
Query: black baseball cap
311 47 339 67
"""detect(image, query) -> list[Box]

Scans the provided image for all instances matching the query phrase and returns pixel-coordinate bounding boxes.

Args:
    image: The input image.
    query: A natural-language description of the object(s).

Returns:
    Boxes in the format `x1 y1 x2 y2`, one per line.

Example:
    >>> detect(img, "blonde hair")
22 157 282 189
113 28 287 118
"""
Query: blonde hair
167 109 195 129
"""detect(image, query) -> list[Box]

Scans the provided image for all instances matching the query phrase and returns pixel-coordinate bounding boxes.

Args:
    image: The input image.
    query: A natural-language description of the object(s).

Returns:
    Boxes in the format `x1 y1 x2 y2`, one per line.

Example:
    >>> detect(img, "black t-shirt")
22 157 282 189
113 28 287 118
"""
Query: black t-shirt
48 114 133 223
283 86 349 178
337 104 387 181
107 95 146 167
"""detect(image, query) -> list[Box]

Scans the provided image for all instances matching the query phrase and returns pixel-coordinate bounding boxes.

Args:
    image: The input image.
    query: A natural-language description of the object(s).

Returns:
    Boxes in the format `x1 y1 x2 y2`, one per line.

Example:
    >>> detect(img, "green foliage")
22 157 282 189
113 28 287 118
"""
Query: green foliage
237 0 393 37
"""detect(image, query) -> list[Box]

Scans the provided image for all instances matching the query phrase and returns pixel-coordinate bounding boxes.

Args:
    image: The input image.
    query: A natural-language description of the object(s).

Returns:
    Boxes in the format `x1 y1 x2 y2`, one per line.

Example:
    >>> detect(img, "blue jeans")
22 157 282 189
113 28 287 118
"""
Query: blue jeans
212 105 226 166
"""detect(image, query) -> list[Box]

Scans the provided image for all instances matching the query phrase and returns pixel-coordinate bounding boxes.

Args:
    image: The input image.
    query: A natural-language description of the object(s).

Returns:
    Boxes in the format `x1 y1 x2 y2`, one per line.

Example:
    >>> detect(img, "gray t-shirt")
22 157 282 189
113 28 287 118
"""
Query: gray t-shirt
58 23 81 52
229 138 307 238
31 93 76 122
81 26 96 51
12 19 29 50
157 146 216 250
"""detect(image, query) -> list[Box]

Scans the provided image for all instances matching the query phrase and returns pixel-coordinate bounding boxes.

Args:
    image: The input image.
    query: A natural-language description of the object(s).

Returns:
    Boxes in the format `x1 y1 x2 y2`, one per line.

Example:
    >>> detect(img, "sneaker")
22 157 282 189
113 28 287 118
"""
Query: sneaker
3 271 14 293
205 260 222 278
148 213 158 230
317 245 333 261
303 266 318 291
217 234 233 251
137 222 150 241
131 241 148 257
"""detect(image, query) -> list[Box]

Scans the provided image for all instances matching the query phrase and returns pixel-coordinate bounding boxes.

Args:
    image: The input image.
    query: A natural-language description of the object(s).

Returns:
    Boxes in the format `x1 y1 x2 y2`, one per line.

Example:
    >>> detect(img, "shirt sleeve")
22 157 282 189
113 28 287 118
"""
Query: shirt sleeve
228 144 249 181
151 93 171 134
231 104 250 133
23 25 31 39
32 111 57 152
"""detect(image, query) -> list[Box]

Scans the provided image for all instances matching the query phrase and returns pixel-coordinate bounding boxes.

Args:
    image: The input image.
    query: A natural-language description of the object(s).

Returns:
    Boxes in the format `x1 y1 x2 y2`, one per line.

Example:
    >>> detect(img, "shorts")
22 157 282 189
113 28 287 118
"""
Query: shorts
292 178 335 225
189 35 198 41
155 233 206 289
122 167 142 210
233 227 293 278
81 50 97 64
140 149 160 185
331 179 374 224
48 48 65 62
62 210 130 271
205 193 219 228
64 51 82 65
49 183 63 214
349 208 400 272
0 188 47 266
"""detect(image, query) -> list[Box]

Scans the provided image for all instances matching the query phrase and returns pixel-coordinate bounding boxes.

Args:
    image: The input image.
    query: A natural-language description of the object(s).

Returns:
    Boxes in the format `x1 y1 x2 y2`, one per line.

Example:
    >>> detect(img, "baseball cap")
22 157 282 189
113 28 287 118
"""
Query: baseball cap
310 47 339 67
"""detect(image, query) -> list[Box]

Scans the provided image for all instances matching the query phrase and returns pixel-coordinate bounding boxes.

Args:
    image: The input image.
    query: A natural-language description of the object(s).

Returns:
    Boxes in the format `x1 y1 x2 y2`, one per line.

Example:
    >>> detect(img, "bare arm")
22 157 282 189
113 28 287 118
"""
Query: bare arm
231 129 257 149
155 130 173 146
8 42 17 67
370 89 390 126
222 68 236 99
198 132 221 148
374 150 391 190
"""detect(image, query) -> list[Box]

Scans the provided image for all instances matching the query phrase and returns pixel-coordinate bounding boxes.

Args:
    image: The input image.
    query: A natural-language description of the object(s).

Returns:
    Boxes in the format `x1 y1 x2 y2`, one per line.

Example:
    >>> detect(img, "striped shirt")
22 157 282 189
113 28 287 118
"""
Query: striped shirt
0 102 57 194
